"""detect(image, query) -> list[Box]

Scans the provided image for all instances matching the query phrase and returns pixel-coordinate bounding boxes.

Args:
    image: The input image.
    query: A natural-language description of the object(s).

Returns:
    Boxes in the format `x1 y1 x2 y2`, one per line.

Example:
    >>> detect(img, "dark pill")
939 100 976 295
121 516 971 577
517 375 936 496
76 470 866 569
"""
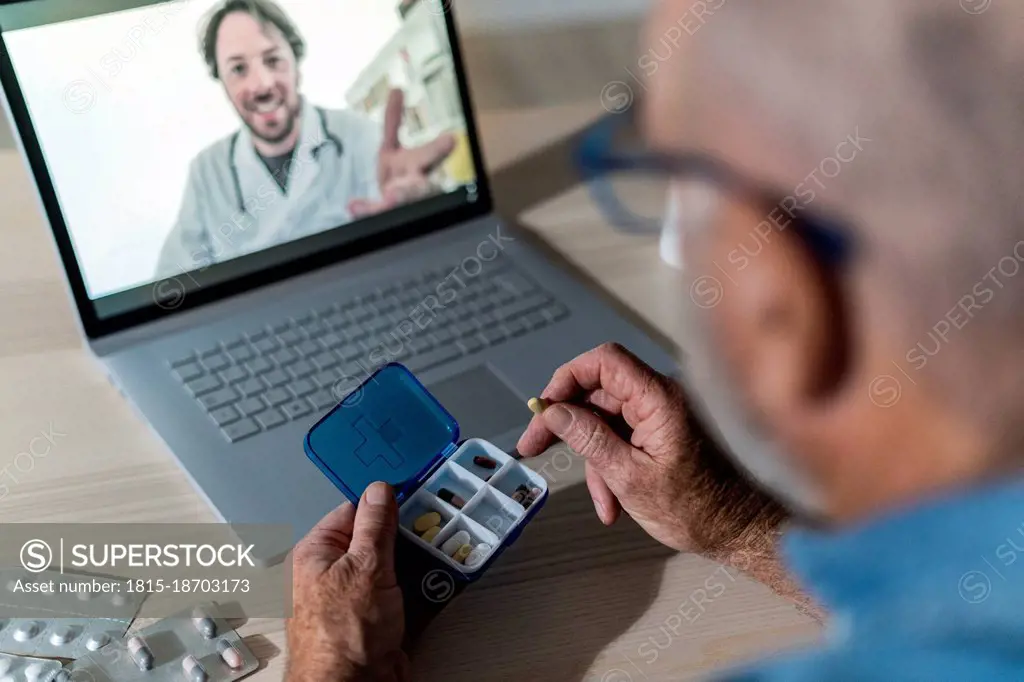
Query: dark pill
474 455 498 470
438 487 467 509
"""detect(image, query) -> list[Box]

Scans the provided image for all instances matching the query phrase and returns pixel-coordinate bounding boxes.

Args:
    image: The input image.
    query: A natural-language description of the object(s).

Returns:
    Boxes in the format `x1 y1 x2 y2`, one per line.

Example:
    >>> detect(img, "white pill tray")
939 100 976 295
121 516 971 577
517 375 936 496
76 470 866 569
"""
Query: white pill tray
398 438 547 575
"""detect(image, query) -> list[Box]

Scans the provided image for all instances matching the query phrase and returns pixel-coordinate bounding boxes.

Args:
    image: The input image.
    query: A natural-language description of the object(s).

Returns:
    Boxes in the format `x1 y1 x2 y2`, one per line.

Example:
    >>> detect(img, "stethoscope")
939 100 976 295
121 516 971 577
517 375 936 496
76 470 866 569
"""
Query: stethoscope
228 106 344 216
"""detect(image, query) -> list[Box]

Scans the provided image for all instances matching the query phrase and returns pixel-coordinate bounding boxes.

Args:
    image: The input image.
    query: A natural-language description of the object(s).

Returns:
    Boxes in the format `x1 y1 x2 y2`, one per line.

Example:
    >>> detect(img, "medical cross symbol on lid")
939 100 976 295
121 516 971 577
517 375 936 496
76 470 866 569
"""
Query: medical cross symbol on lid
352 416 406 470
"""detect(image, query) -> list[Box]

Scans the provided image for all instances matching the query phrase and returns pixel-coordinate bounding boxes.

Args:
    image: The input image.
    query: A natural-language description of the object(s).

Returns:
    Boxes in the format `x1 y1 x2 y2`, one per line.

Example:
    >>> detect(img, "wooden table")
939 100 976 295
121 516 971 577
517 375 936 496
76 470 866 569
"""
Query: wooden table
0 103 820 681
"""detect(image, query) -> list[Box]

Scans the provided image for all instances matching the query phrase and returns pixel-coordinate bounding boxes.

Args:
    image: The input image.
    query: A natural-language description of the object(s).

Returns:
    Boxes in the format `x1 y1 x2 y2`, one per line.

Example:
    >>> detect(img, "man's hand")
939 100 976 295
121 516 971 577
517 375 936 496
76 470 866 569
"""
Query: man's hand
287 482 408 682
348 89 456 219
517 343 786 556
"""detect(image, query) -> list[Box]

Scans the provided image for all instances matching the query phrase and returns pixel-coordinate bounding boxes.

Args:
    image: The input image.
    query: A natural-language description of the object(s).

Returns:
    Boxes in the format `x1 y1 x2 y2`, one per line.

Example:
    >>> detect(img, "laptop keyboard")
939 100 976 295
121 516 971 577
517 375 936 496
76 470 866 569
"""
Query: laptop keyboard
168 262 569 443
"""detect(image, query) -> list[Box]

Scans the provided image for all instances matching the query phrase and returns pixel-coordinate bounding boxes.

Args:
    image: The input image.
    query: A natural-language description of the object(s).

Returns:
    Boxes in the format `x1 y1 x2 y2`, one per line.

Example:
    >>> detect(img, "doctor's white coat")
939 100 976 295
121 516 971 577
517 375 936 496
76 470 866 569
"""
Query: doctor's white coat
156 101 381 279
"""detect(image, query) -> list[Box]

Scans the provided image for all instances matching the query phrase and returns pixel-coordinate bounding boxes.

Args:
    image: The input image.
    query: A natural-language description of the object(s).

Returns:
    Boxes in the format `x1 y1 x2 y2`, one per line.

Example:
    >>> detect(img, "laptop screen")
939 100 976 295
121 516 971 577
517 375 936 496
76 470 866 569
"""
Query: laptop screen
0 0 482 321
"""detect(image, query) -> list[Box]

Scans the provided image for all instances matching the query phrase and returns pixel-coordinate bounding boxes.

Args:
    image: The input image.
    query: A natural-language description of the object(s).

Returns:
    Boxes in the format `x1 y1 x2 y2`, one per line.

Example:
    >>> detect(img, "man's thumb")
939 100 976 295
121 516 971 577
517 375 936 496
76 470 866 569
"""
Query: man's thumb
542 403 631 468
349 482 399 585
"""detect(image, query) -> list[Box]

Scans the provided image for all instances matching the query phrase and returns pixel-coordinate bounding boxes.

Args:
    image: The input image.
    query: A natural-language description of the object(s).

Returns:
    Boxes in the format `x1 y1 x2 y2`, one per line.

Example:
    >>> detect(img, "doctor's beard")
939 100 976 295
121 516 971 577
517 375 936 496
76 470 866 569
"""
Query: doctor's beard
242 91 302 146
672 182 827 519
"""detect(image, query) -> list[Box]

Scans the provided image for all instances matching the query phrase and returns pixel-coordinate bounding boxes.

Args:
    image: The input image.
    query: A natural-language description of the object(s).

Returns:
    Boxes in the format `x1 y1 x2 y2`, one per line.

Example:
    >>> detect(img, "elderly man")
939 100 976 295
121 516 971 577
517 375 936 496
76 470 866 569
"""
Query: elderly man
285 0 1024 679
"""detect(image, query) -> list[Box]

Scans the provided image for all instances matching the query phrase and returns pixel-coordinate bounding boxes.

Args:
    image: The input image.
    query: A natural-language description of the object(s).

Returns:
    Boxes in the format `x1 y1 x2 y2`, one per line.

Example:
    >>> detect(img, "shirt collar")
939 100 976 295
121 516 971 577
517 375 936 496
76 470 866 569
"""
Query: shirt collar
784 477 1024 634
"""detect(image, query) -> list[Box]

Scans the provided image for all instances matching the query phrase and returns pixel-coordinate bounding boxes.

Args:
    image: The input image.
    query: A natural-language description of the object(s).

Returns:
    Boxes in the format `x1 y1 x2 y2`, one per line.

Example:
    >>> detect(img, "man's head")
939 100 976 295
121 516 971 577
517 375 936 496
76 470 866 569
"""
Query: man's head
200 0 305 147
644 0 1024 521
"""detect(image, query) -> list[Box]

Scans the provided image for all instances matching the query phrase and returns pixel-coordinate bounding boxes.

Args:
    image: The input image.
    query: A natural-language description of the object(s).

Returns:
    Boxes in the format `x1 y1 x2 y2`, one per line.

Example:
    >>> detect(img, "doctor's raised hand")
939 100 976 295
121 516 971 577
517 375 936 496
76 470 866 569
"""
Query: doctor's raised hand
287 482 409 682
348 89 457 219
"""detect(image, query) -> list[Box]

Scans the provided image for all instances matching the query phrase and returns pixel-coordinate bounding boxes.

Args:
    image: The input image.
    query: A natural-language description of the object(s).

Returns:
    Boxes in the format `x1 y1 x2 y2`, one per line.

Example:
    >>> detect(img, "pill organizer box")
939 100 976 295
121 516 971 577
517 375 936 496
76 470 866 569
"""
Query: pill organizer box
305 362 548 578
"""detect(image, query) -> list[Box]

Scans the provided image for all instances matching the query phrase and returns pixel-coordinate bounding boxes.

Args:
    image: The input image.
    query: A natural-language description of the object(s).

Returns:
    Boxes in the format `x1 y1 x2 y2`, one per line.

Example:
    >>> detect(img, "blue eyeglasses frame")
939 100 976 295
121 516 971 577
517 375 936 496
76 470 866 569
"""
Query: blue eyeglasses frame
573 112 854 268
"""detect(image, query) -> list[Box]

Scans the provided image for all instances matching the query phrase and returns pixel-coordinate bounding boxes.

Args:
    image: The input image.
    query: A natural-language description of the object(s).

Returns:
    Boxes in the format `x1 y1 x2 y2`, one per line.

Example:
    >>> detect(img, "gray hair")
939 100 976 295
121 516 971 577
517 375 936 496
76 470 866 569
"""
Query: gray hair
692 0 1024 453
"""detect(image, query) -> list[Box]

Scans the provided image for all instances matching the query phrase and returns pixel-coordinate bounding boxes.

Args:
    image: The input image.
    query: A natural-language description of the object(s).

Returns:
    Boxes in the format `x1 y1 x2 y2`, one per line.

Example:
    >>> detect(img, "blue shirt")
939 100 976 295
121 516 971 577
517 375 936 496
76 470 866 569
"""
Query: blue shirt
725 479 1024 680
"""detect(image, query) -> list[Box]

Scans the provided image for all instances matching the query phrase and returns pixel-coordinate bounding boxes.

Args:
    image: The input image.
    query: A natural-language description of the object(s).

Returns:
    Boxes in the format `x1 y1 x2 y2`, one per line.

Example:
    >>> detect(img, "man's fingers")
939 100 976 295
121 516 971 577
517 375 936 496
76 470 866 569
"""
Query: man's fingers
515 413 557 457
348 197 390 219
541 402 633 470
348 482 399 587
382 174 432 204
515 388 625 457
381 88 404 152
398 133 456 175
542 343 669 430
586 462 621 525
292 502 357 574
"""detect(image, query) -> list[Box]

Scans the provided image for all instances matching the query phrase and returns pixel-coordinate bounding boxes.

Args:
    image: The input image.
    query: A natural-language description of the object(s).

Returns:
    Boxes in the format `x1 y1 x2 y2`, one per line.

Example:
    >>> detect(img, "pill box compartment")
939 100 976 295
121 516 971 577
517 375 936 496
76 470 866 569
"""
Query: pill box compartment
400 438 546 574
305 363 549 580
422 461 484 508
491 458 548 503
452 443 512 480
399 491 457 536
464 486 523 536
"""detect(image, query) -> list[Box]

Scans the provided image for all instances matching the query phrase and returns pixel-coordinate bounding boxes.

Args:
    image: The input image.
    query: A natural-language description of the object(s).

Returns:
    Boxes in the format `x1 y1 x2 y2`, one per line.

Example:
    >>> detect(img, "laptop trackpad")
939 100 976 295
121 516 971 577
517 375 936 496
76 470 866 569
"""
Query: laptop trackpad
427 366 529 440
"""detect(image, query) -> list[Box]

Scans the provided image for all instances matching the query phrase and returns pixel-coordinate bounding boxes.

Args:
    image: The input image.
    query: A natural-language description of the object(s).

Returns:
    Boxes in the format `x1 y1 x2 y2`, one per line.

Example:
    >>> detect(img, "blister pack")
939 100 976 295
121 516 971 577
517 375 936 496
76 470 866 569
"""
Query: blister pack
68 604 257 682
0 652 63 682
0 570 144 659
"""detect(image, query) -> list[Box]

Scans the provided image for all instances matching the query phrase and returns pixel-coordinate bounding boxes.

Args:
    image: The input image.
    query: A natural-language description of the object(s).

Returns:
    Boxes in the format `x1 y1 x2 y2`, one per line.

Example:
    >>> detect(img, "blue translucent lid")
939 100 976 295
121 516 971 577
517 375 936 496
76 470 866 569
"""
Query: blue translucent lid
304 363 460 504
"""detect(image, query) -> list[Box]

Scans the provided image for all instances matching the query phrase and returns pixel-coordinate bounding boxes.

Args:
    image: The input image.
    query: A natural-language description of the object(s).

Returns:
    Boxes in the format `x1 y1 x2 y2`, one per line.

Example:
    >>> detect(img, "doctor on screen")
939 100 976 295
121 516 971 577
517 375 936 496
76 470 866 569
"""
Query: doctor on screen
156 0 456 278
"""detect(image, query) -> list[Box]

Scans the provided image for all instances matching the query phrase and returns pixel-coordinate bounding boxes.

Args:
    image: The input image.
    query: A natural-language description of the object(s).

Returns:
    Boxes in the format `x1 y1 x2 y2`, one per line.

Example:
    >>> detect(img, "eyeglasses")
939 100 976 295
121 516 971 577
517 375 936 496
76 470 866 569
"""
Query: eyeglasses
573 111 854 268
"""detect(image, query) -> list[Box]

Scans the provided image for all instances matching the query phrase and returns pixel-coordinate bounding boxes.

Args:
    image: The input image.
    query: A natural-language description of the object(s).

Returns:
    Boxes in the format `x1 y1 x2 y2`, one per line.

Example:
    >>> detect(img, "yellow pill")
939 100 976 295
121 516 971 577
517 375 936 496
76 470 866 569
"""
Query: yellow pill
420 525 442 543
453 543 473 564
527 397 550 415
413 511 442 533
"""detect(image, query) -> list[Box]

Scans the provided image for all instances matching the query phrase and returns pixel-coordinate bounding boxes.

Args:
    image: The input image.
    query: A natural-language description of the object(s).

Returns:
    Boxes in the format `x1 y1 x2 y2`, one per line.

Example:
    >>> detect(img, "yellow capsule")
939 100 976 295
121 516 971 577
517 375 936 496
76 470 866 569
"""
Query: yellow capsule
527 397 550 415
420 525 442 543
413 511 442 534
453 543 473 564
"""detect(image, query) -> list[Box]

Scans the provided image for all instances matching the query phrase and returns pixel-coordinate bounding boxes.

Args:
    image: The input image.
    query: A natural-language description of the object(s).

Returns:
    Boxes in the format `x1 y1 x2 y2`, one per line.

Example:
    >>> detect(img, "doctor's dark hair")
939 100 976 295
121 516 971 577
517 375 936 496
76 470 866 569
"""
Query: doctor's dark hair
199 0 306 79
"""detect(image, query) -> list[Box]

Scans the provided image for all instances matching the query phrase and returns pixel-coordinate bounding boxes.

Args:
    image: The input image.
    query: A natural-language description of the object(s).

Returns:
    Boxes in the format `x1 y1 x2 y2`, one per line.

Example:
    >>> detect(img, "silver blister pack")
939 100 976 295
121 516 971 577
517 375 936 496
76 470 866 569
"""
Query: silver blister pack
0 570 145 659
0 652 64 682
69 603 258 682
0 618 130 661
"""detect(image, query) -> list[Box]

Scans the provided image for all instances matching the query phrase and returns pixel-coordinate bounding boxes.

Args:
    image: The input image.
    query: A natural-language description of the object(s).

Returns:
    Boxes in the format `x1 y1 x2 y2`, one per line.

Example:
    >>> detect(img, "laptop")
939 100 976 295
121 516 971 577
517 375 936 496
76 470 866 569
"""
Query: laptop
0 0 675 557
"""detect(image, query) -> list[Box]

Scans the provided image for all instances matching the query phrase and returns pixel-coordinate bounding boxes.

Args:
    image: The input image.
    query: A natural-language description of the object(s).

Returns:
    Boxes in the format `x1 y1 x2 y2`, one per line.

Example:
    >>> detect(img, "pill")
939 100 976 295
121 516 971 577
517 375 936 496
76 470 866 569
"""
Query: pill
13 621 40 641
217 638 245 669
24 663 44 681
530 486 542 497
473 455 497 470
420 525 441 543
127 636 154 671
437 488 466 509
0 657 10 675
85 633 110 651
440 530 471 556
464 545 489 568
182 655 208 682
53 672 72 682
111 592 127 606
511 490 527 504
77 590 92 601
50 625 75 645
452 544 473 563
192 608 217 639
527 397 550 414
413 511 442 533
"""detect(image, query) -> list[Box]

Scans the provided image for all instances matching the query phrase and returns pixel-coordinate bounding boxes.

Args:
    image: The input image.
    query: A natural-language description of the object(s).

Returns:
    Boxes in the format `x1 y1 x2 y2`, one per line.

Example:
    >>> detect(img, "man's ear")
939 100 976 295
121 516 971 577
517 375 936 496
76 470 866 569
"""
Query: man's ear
703 199 850 430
